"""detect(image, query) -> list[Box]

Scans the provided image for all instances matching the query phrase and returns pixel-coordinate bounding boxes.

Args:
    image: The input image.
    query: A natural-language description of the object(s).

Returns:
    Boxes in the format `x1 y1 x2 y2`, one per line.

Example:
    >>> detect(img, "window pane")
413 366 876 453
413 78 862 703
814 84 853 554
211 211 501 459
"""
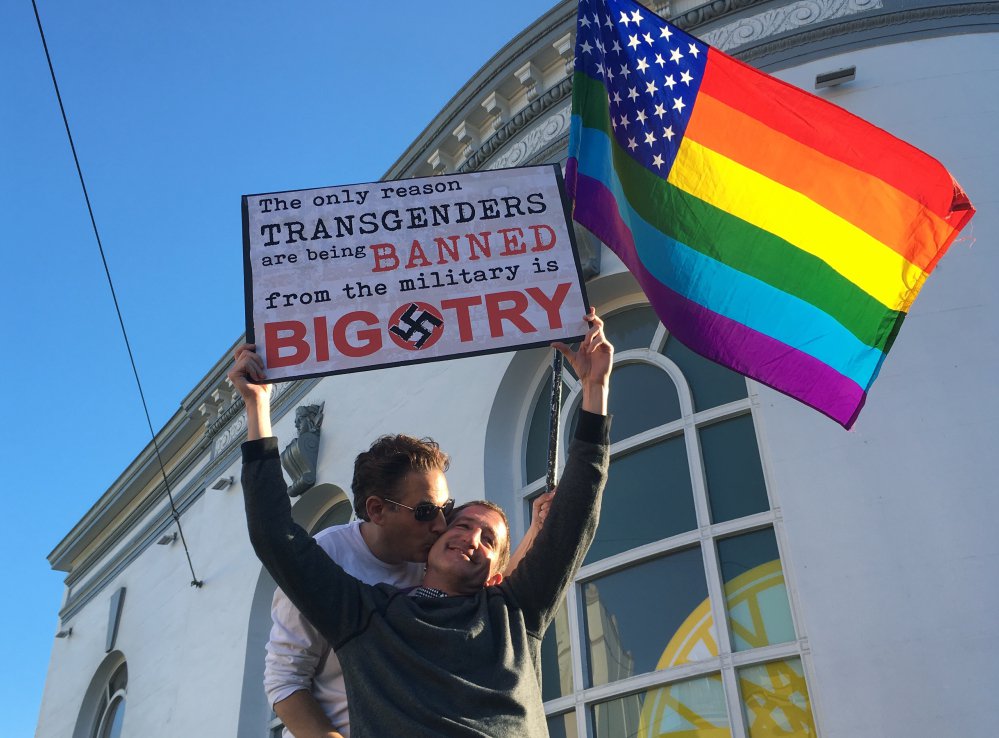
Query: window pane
717 528 796 652
593 674 732 738
586 437 696 564
584 548 709 687
739 658 817 737
526 369 570 482
605 305 661 353
99 697 125 738
700 414 769 523
608 364 681 442
541 598 574 700
547 711 579 738
664 337 748 410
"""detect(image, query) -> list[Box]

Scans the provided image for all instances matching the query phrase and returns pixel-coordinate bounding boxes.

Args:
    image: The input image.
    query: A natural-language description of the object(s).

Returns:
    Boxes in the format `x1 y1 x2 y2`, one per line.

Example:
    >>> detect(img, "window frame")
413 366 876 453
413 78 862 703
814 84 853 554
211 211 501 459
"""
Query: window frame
517 298 816 738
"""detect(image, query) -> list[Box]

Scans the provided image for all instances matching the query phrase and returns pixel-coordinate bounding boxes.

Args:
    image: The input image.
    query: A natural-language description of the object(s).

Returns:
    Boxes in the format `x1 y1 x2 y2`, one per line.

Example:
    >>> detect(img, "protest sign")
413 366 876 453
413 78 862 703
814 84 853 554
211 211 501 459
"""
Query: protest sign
242 165 589 382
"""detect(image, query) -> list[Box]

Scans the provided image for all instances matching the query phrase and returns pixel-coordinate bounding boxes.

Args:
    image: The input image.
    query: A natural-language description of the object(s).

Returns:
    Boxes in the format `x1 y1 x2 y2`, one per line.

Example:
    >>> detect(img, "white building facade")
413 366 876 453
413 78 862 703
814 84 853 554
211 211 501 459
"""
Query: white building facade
37 1 998 736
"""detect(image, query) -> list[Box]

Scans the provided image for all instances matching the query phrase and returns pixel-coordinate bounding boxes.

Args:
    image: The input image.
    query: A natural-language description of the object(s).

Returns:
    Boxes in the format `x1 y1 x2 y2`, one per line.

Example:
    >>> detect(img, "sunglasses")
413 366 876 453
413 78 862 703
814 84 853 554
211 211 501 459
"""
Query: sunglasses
384 497 455 522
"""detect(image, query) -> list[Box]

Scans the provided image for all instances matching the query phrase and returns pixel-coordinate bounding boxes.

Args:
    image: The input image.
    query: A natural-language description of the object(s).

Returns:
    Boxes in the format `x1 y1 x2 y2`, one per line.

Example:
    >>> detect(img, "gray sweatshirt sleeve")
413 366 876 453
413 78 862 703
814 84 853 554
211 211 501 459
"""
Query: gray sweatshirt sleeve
242 437 370 649
503 410 610 633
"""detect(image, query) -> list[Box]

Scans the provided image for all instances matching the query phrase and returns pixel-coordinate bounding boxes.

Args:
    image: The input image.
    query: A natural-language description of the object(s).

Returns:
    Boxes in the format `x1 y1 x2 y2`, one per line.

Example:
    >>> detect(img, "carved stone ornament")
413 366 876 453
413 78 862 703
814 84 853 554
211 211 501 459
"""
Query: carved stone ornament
484 102 572 172
699 0 884 52
280 402 325 497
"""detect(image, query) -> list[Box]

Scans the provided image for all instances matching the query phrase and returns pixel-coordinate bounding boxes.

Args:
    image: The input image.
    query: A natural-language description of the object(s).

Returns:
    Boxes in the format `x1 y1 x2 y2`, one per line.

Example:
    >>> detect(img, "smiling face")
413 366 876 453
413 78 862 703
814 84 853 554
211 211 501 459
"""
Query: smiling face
379 469 451 563
423 503 510 595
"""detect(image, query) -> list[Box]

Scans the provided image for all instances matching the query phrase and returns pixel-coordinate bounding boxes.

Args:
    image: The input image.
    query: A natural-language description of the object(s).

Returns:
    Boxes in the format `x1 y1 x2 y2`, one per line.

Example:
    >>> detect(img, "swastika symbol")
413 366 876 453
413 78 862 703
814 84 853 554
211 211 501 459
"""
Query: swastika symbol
389 303 444 349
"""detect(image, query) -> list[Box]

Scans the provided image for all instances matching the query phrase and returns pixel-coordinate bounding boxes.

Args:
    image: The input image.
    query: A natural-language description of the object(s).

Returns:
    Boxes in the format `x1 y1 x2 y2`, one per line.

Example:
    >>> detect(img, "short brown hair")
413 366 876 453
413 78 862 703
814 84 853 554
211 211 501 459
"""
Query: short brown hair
448 500 511 574
351 435 450 521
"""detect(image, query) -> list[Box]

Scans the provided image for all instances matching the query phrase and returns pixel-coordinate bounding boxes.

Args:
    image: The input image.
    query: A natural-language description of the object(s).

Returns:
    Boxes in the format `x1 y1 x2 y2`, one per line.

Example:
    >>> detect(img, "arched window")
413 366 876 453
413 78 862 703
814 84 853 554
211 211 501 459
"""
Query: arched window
90 662 126 738
72 653 128 738
72 658 127 738
308 497 353 535
521 303 818 738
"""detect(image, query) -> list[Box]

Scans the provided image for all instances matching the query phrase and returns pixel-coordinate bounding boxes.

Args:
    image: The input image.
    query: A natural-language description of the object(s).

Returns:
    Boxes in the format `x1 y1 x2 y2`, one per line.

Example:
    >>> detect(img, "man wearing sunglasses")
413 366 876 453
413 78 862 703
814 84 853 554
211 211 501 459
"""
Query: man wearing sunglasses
233 310 611 737
248 373 551 738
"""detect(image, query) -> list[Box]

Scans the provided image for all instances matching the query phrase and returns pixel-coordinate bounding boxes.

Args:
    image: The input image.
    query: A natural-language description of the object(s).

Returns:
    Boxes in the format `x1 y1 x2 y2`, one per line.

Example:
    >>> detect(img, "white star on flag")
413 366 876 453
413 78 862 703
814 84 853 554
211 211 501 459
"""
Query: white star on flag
572 0 710 181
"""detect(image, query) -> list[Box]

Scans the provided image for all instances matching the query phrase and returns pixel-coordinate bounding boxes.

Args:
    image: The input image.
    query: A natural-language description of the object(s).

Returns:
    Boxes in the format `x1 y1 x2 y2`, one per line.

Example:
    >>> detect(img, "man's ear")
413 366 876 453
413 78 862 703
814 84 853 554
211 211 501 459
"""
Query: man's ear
365 496 388 524
484 571 503 588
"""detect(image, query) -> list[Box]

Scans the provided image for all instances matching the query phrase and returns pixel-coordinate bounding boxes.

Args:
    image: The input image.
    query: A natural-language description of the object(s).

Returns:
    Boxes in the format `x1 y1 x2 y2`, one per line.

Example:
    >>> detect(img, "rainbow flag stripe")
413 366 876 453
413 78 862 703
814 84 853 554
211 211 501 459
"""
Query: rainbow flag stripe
566 0 974 428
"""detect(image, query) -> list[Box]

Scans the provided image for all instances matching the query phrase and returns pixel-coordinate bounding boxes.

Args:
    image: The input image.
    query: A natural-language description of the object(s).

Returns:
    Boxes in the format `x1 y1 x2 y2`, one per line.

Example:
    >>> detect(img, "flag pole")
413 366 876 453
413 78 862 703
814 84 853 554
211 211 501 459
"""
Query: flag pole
546 351 564 492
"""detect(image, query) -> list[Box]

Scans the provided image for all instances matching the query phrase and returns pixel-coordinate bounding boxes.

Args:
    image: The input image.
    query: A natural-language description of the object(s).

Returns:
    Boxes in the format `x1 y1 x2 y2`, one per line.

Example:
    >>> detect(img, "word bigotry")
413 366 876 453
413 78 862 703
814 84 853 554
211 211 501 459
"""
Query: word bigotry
263 282 573 367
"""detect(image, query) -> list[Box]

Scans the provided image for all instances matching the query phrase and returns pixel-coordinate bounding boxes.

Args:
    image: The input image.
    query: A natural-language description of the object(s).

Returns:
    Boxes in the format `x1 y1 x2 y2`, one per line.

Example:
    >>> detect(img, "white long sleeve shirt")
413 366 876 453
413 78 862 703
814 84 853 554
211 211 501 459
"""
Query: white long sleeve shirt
264 520 424 738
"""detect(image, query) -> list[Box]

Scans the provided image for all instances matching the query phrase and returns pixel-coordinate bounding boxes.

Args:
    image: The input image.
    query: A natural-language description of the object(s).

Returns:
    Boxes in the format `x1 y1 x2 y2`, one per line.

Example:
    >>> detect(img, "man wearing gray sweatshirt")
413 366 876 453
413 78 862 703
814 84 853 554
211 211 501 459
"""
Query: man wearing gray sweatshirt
232 310 613 737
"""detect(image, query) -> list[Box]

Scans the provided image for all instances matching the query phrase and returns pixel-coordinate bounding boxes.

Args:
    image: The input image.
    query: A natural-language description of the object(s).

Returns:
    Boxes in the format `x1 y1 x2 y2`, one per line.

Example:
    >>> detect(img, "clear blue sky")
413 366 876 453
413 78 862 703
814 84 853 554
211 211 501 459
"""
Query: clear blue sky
1 1 556 733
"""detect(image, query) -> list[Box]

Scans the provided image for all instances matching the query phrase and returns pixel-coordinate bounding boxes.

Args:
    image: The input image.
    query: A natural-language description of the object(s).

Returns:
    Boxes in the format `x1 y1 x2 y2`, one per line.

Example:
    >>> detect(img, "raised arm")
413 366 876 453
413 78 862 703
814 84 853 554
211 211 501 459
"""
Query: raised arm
229 347 370 655
554 308 612 416
506 311 613 624
228 343 272 440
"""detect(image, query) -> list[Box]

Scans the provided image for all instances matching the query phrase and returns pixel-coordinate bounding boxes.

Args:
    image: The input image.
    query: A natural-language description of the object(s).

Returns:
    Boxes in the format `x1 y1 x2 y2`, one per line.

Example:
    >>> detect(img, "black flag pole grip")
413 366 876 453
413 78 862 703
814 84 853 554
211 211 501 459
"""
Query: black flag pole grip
546 351 564 492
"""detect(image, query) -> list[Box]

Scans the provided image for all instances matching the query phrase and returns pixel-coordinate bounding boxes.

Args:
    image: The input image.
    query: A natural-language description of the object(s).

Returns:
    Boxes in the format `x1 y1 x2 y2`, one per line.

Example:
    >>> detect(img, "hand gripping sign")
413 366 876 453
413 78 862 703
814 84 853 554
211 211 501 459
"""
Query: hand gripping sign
242 165 590 381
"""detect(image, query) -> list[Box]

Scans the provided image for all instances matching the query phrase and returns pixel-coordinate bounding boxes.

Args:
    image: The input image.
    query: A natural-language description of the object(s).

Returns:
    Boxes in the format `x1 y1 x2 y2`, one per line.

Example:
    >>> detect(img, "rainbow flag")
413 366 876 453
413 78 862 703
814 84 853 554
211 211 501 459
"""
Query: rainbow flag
566 0 974 428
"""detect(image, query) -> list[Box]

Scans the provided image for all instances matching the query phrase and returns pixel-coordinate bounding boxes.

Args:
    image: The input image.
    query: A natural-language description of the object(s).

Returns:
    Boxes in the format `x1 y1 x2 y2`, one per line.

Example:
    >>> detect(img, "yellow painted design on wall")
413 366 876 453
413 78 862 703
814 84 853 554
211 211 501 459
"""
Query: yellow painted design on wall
637 560 814 738
740 660 816 738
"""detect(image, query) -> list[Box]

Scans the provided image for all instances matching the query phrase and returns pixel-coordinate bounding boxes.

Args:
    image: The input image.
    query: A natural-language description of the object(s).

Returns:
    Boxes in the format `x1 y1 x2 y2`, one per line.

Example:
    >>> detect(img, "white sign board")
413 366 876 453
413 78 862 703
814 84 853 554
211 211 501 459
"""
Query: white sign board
242 165 589 381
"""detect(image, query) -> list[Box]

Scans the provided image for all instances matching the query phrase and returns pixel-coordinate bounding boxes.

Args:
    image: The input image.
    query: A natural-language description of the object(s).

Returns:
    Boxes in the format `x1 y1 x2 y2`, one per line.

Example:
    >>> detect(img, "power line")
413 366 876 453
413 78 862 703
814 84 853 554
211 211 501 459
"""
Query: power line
31 0 203 588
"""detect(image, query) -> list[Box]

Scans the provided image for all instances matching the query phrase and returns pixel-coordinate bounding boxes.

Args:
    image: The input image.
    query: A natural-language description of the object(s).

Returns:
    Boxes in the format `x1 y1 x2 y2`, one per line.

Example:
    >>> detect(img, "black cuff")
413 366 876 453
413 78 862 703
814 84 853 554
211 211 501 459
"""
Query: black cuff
241 436 280 462
574 410 611 445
